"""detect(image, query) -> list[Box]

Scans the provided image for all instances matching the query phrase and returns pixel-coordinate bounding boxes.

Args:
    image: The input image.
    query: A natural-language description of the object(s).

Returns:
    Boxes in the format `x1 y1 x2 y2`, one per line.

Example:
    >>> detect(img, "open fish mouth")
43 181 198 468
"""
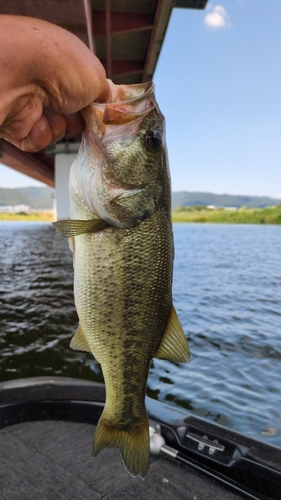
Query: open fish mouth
104 81 155 106
82 82 156 136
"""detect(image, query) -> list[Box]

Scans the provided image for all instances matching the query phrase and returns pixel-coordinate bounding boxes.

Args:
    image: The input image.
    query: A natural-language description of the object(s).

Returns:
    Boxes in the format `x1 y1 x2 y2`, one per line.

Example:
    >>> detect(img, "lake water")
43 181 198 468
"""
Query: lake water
0 221 281 447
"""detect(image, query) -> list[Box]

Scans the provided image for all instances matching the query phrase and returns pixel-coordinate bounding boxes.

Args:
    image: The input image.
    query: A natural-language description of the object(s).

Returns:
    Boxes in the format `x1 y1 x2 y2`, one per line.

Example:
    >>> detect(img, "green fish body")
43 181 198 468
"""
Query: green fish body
53 82 189 478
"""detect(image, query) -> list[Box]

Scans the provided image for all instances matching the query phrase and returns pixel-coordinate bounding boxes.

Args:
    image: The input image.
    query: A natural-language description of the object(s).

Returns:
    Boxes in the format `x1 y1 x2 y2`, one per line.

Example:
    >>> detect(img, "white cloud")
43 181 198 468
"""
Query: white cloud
204 5 230 29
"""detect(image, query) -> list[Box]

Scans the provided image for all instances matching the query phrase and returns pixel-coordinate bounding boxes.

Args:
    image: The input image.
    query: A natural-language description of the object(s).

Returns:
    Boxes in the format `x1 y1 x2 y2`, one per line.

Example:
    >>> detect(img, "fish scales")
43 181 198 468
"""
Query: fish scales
74 207 172 415
53 82 190 478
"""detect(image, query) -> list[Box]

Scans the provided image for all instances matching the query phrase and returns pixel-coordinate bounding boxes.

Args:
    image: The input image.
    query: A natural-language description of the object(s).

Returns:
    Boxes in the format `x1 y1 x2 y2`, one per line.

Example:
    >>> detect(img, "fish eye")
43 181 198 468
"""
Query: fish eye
146 130 162 149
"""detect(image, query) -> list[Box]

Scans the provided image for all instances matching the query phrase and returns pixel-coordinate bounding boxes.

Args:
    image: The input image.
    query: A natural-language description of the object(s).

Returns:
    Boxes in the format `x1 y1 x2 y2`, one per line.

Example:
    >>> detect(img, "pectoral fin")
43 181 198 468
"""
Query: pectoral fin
70 324 91 353
155 305 190 363
53 219 107 238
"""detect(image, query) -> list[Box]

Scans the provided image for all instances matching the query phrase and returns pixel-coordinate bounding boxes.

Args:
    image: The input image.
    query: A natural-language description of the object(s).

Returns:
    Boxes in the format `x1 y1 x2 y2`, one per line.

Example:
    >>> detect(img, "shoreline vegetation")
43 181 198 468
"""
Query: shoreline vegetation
0 211 54 222
172 205 281 224
1 205 281 224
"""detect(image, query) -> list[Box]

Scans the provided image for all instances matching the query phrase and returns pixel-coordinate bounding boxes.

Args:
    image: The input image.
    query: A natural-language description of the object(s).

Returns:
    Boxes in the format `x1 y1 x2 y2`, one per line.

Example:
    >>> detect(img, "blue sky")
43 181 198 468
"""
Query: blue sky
154 1 281 197
1 1 281 197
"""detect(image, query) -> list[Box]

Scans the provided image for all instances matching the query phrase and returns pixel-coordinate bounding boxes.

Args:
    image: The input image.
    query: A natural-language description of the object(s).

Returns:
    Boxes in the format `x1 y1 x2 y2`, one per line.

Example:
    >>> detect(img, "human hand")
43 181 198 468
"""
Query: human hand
0 15 117 152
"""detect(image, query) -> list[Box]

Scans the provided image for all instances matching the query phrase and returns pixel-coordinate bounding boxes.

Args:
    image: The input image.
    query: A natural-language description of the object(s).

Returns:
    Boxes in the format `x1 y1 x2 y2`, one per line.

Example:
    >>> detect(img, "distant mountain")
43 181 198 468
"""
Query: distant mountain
172 191 281 210
0 186 55 209
1 187 280 211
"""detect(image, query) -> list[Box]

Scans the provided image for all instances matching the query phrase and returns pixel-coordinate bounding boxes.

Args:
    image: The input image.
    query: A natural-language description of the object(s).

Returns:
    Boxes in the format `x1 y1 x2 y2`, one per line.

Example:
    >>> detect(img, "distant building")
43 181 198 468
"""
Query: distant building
224 207 238 211
207 205 216 209
0 205 30 213
0 205 13 213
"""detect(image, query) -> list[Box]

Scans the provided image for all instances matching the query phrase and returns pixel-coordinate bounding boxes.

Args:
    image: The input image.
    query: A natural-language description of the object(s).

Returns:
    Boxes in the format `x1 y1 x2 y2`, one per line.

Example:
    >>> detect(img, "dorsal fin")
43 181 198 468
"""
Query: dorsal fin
155 305 190 363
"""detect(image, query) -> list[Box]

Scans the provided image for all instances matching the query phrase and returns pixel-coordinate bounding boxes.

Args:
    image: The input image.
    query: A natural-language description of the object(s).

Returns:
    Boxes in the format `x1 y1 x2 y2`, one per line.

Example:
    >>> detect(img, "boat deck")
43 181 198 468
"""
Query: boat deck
1 419 246 500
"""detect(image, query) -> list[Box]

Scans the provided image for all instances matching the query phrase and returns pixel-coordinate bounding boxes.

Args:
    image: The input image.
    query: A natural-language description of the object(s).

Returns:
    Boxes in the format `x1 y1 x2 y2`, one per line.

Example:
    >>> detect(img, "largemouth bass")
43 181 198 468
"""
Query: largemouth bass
53 82 190 478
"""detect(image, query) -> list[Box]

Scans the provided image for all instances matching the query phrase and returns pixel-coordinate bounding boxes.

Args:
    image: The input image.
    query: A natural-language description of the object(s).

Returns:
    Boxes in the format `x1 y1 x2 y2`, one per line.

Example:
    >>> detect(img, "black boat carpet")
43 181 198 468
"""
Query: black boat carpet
0 420 246 500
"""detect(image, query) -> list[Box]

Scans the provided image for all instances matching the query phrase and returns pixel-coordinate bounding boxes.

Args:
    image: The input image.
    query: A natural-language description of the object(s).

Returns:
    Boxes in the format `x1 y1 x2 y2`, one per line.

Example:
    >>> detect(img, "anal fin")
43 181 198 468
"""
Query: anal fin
70 324 91 353
155 305 190 363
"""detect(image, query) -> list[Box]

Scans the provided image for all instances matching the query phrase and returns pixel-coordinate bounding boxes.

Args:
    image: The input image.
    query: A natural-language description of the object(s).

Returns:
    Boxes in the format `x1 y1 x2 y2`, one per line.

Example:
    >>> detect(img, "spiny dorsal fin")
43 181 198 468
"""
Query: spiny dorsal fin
155 305 190 363
52 219 107 238
70 324 91 352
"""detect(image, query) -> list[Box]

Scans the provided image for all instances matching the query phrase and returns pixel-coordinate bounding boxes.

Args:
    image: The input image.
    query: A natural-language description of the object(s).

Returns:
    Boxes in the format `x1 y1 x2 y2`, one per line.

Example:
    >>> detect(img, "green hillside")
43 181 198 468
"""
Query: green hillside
0 186 55 209
1 187 280 212
172 191 281 210
0 188 30 206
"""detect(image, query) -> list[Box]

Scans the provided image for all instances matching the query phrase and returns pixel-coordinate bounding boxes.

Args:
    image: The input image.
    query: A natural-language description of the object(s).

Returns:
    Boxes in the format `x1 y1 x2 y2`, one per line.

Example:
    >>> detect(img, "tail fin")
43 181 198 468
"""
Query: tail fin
93 410 149 479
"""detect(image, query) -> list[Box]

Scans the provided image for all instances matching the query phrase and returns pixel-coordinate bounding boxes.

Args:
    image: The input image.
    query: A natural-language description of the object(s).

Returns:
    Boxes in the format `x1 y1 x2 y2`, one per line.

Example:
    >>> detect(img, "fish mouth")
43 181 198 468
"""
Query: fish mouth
82 82 156 128
109 82 155 106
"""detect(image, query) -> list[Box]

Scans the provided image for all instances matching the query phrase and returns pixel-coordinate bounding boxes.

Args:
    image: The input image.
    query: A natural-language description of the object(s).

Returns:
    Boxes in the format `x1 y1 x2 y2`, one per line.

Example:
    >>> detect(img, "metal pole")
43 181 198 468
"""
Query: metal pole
83 0 96 53
105 0 112 78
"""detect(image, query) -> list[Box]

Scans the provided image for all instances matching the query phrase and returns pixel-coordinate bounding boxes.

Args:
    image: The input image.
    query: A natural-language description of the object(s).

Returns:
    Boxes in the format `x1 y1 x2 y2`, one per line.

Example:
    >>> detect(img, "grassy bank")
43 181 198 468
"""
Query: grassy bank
172 205 281 224
2 206 281 224
0 211 54 222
